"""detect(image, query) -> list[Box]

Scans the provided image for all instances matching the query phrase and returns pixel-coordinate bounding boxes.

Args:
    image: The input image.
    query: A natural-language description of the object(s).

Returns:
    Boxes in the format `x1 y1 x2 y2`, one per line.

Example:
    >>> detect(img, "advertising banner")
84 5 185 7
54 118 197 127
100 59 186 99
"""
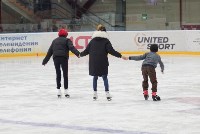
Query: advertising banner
108 31 187 52
0 30 200 57
0 32 57 57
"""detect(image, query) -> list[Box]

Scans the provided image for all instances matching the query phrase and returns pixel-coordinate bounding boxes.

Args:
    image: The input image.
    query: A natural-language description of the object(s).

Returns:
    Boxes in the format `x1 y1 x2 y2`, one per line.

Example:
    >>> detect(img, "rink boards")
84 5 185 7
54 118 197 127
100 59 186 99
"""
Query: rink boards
0 30 200 57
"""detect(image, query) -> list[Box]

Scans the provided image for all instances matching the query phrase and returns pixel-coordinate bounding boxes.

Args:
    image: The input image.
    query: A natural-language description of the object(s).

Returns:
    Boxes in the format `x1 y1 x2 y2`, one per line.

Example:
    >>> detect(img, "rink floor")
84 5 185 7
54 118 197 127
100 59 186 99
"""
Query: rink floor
0 55 200 134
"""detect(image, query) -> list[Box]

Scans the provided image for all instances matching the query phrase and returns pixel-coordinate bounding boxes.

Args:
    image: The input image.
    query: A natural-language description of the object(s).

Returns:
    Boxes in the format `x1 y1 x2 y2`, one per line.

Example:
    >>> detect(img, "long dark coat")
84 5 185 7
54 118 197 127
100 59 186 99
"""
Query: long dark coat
80 31 122 76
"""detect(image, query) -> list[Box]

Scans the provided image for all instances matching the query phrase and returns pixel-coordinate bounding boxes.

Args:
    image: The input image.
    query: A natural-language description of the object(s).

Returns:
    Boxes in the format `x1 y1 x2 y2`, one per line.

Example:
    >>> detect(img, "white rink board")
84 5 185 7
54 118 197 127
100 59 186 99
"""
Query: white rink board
0 30 200 57
185 30 200 51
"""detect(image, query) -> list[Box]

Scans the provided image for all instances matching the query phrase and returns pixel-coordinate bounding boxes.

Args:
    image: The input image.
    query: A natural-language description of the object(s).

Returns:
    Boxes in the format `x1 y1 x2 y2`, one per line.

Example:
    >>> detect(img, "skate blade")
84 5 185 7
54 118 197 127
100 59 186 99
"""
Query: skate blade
93 97 97 101
153 99 161 101
144 95 149 100
65 94 70 98
152 96 161 101
107 97 112 101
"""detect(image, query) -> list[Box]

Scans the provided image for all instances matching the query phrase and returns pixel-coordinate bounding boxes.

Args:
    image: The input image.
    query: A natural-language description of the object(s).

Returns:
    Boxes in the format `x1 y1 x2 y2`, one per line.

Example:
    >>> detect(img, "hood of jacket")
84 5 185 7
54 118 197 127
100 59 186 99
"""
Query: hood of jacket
92 31 109 39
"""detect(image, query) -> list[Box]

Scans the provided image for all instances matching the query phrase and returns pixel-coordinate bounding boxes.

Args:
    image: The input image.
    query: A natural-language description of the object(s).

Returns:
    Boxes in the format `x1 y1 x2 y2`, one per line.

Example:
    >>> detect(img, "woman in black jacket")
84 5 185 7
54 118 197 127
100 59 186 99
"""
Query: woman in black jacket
42 29 80 98
80 24 125 101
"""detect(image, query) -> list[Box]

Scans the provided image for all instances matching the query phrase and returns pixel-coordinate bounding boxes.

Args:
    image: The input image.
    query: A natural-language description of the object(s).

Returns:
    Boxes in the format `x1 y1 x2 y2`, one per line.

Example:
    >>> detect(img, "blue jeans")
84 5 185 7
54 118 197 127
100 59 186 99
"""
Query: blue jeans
93 75 109 92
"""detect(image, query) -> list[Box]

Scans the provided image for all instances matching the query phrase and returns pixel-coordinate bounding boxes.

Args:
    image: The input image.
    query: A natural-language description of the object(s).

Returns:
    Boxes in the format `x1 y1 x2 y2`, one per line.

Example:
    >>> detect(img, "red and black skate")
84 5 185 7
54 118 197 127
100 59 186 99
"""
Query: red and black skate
152 95 161 101
143 90 149 100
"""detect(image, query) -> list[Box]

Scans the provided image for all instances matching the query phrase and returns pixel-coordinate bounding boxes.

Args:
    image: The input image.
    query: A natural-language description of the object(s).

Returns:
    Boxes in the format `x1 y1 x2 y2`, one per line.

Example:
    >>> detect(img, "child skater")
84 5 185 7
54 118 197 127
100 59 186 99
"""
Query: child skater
80 24 126 101
126 44 164 101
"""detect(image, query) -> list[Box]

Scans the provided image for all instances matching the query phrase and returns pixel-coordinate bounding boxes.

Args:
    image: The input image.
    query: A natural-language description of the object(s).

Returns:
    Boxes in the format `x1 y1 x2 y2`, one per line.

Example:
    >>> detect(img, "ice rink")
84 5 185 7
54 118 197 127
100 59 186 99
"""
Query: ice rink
0 55 200 134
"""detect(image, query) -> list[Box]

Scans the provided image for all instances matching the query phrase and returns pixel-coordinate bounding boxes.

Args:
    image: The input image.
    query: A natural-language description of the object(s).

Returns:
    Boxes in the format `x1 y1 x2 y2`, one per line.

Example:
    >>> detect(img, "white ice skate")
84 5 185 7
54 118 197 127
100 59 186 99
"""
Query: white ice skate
105 91 112 101
64 89 70 98
57 89 62 98
93 91 98 100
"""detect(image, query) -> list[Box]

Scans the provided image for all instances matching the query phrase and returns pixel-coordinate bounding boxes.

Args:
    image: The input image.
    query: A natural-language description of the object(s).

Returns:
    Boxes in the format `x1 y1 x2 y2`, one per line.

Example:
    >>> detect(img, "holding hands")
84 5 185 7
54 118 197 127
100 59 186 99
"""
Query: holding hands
121 56 129 60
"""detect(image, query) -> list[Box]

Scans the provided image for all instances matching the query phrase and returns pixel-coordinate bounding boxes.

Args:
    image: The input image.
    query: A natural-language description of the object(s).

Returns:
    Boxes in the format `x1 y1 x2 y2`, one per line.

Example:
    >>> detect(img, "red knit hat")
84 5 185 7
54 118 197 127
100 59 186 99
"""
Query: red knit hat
58 29 68 37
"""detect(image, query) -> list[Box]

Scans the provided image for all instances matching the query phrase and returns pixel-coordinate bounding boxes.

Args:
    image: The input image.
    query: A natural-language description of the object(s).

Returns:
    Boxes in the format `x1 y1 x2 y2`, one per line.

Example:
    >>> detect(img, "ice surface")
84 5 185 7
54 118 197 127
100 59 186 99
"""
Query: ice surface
0 55 200 134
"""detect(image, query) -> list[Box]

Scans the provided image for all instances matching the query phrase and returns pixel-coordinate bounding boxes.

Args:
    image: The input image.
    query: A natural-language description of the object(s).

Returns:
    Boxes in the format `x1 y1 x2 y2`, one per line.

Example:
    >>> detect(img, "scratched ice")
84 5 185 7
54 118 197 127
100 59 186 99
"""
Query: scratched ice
0 55 199 134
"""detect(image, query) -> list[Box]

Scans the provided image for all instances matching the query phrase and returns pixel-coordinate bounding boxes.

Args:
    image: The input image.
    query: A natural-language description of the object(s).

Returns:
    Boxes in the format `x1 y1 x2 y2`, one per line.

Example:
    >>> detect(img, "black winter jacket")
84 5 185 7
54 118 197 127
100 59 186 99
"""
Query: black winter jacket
80 31 122 76
42 36 80 65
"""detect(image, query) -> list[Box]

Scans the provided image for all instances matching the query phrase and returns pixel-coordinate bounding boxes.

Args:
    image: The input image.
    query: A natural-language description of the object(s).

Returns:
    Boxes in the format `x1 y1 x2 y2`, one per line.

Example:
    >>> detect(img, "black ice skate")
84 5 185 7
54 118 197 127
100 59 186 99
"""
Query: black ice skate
152 95 161 101
143 90 149 100
144 95 149 100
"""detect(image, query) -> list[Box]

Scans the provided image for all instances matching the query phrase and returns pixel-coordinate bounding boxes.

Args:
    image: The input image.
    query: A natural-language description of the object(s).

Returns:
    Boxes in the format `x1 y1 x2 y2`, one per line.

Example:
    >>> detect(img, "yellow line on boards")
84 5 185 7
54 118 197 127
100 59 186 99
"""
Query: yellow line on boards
121 51 200 56
1 51 200 58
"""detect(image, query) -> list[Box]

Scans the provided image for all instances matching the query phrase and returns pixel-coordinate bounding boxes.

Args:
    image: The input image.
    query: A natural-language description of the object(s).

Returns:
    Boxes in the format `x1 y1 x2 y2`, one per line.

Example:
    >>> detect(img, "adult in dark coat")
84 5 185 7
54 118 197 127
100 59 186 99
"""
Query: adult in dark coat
80 24 125 101
42 29 80 98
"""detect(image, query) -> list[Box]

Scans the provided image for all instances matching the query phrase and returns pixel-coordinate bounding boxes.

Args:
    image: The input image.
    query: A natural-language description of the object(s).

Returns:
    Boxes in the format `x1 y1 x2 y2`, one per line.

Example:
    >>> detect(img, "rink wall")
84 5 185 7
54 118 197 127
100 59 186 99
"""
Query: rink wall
0 30 200 57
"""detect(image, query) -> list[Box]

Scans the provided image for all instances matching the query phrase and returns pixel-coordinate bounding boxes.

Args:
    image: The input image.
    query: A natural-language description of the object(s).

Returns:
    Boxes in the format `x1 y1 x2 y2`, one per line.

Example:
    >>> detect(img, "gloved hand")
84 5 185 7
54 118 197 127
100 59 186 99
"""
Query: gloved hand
42 61 46 66
161 69 164 74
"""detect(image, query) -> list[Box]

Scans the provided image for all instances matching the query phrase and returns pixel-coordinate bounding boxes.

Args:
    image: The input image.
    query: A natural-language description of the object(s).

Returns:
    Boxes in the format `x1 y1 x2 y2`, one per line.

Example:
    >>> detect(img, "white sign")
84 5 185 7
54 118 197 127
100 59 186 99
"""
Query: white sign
0 30 200 57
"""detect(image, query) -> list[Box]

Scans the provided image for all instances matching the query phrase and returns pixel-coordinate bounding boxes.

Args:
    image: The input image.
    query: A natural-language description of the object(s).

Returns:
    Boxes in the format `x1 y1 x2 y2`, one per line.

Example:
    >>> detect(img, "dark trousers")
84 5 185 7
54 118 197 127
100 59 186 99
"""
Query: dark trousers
141 65 157 92
93 75 109 92
53 57 68 89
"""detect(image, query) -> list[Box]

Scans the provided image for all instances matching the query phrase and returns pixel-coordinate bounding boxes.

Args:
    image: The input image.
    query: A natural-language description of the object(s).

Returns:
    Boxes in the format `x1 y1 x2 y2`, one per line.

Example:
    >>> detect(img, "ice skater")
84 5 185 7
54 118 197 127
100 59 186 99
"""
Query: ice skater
80 24 126 101
125 44 164 101
42 29 80 98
